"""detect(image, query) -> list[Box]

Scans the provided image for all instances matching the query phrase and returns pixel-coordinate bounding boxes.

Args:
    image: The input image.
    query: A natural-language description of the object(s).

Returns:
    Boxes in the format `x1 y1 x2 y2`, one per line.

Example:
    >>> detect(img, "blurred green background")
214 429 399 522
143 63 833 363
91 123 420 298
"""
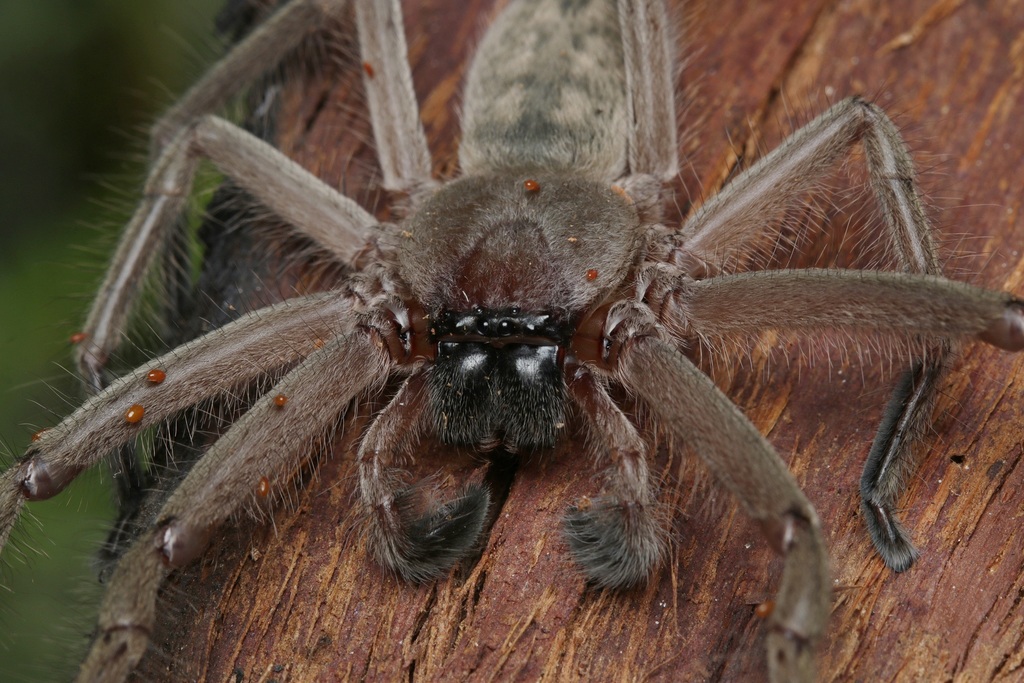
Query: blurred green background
0 2 219 680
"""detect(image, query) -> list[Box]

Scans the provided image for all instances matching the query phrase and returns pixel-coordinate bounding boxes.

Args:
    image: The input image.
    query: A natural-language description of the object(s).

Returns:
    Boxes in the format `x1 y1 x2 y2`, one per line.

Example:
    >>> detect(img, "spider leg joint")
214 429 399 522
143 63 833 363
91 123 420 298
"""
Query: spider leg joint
980 299 1024 350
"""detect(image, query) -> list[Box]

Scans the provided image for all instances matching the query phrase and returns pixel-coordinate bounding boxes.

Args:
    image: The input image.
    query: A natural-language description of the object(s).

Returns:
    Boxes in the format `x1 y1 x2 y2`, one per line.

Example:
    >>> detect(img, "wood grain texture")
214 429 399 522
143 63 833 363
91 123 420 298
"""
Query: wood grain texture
134 0 1024 681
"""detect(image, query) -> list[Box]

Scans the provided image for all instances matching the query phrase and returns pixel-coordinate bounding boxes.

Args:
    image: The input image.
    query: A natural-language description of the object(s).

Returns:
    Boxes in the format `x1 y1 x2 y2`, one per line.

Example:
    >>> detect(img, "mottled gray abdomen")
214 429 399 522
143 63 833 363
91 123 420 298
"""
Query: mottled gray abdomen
460 0 626 181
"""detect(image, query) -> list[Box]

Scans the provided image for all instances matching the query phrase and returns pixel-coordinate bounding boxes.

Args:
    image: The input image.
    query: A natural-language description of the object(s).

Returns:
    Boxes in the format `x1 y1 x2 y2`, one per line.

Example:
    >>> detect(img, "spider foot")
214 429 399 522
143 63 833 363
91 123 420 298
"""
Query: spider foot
861 499 919 572
564 496 663 588
370 483 490 583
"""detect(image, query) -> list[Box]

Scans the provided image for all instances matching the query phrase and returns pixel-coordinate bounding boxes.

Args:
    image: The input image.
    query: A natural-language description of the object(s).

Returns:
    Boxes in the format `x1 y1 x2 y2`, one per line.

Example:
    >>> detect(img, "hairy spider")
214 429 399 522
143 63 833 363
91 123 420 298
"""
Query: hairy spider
3 0 1024 681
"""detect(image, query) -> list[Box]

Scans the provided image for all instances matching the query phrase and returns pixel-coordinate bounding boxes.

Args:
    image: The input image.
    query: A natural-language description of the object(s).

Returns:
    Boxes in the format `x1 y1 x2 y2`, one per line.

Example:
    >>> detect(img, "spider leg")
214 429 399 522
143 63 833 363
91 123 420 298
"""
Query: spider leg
646 264 1024 571
854 102 954 571
358 372 490 583
564 366 663 588
154 0 431 192
617 333 829 683
82 0 433 391
647 268 1024 350
0 292 354 561
76 329 391 683
78 115 376 392
671 96 968 570
83 0 346 392
676 97 934 273
619 0 678 182
354 0 435 193
151 0 349 152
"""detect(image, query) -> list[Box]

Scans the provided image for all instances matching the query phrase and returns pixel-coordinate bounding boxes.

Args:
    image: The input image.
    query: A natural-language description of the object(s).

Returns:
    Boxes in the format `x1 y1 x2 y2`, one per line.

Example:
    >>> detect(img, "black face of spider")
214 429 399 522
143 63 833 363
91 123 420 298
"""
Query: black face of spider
427 308 569 449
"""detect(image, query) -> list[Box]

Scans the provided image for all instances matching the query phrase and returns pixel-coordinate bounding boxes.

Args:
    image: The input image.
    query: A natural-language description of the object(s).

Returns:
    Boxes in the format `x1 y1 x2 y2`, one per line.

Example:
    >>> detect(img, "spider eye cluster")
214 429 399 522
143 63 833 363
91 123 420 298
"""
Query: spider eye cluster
433 307 565 343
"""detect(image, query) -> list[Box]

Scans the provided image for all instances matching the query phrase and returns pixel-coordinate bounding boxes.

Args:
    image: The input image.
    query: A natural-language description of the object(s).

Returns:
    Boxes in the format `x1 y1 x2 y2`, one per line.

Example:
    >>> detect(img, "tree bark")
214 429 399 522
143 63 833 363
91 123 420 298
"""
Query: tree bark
137 0 1024 680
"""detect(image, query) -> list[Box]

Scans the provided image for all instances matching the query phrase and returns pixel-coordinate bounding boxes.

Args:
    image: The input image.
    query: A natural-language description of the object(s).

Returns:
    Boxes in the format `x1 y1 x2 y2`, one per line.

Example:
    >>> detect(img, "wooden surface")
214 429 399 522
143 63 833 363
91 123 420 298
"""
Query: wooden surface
133 0 1024 681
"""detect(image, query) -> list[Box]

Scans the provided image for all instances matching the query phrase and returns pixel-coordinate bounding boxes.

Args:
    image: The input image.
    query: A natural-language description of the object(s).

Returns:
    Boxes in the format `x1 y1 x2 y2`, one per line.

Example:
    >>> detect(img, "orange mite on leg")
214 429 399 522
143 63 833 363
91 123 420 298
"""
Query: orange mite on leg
523 178 540 192
31 429 47 442
256 476 271 498
585 268 599 281
273 394 288 407
362 61 374 78
146 369 167 384
124 404 145 424
69 332 87 345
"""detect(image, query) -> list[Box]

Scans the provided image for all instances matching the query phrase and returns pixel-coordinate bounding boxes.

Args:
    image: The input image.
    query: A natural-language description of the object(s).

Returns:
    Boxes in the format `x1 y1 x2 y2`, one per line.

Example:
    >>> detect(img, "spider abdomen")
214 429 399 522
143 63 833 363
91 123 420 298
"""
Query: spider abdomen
460 0 627 179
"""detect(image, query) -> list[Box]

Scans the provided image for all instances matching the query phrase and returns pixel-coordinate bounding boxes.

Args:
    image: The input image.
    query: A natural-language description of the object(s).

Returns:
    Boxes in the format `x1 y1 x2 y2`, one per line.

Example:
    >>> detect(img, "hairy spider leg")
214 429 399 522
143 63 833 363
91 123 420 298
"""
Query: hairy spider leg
77 332 391 683
616 327 830 683
0 294 355 560
664 96 963 569
564 366 663 588
75 0 432 392
357 371 491 583
626 265 1024 677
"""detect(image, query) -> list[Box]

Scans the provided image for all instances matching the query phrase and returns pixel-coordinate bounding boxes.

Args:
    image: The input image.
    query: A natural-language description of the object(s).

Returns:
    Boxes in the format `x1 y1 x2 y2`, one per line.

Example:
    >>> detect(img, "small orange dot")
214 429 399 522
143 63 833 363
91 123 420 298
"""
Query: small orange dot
362 61 375 78
273 394 288 407
31 429 47 442
610 184 634 204
754 600 775 619
257 476 271 498
585 268 599 281
125 404 145 424
146 369 167 384
69 332 87 344
523 178 540 192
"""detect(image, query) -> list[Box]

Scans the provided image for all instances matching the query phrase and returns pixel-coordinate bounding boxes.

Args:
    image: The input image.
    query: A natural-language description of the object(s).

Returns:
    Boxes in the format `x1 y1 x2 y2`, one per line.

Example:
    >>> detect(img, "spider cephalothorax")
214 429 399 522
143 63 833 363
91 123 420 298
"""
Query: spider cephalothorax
391 173 642 450
2 1 1023 682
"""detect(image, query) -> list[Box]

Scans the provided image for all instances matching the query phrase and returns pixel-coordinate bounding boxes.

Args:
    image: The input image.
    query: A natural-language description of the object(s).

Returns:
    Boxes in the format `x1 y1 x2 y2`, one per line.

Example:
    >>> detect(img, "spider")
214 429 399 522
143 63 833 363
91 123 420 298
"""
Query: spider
3 0 1023 680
